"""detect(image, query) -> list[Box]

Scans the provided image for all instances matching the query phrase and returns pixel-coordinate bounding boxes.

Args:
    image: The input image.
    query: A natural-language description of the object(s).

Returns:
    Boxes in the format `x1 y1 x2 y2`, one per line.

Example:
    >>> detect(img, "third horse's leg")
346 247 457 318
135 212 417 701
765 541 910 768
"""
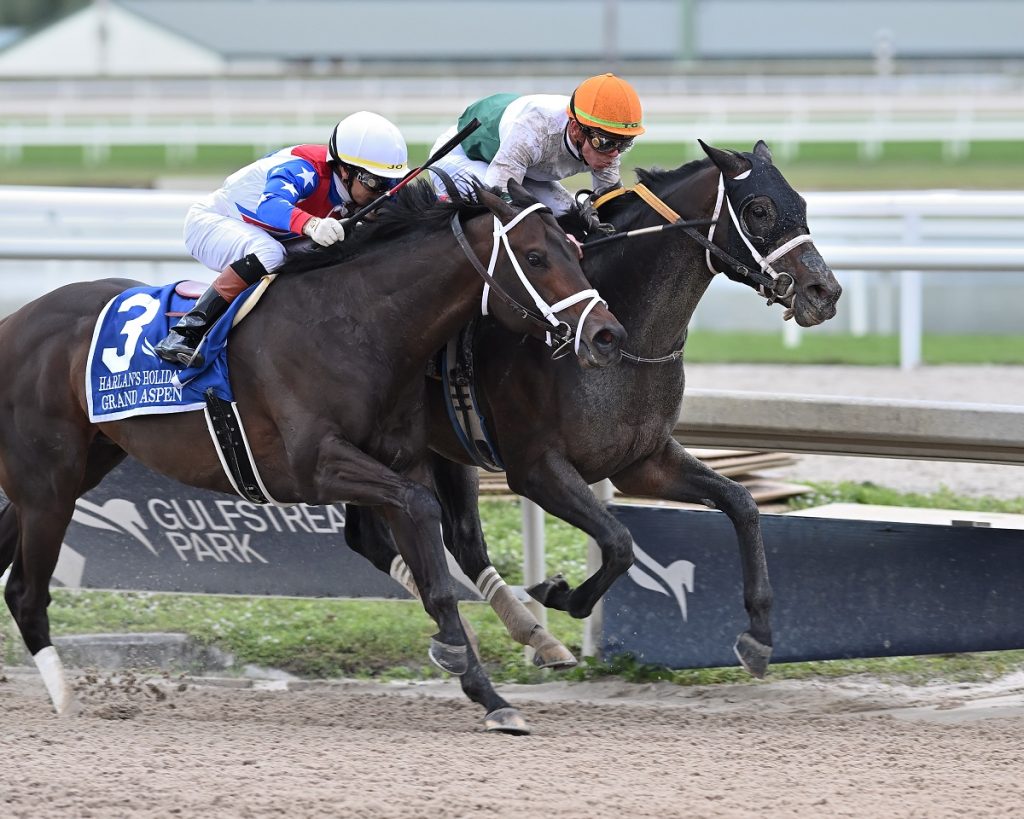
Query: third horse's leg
613 439 773 678
345 503 531 734
306 436 470 674
511 450 636 620
430 453 576 669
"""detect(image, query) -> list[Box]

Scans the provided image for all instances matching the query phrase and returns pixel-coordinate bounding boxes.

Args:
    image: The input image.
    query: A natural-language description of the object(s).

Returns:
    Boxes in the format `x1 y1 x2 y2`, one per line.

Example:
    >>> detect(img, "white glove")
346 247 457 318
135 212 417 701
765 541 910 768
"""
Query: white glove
303 217 346 247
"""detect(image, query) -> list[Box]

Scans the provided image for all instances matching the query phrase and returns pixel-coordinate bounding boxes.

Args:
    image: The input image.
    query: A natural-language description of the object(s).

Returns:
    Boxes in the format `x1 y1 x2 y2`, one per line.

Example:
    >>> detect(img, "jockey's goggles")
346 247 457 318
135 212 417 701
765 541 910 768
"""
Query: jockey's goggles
579 125 634 155
355 169 398 193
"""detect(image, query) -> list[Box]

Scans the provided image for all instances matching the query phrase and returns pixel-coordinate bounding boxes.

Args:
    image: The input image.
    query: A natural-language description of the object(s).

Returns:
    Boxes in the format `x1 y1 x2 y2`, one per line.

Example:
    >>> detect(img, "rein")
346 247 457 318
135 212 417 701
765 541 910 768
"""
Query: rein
592 180 807 303
584 176 811 365
450 202 606 358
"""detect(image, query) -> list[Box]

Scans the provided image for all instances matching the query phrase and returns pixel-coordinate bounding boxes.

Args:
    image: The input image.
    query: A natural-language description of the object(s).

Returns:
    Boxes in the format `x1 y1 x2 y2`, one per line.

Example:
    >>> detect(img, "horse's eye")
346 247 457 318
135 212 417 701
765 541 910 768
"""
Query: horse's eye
527 252 544 267
743 200 776 237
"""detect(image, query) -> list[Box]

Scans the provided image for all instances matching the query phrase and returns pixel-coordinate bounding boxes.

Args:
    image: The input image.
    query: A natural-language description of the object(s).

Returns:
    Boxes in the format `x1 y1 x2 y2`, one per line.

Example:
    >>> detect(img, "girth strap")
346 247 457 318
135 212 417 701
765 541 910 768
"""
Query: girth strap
203 390 280 505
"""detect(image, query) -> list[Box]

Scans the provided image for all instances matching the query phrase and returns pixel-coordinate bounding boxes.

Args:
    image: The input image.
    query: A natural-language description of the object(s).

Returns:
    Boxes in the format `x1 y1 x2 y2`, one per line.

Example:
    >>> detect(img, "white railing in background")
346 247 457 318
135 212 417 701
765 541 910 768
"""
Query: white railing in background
2 119 1024 164
1 186 1022 370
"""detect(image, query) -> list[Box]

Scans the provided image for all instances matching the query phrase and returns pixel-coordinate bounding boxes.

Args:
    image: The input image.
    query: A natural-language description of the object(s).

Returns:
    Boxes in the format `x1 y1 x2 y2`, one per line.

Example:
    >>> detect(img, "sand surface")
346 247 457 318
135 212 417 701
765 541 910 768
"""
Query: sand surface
2 667 1023 818
687 364 1023 499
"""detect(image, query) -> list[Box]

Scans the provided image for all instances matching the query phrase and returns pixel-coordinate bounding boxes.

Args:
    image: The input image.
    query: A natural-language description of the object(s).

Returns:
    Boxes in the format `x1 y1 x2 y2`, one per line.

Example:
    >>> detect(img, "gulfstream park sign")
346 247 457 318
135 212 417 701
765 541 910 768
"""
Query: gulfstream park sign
19 458 1020 668
55 458 479 600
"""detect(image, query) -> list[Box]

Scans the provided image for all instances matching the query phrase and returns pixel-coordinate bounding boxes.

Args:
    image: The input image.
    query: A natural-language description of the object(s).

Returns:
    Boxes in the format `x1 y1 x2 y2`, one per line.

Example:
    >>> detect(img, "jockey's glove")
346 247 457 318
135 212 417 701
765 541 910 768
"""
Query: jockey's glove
304 216 346 247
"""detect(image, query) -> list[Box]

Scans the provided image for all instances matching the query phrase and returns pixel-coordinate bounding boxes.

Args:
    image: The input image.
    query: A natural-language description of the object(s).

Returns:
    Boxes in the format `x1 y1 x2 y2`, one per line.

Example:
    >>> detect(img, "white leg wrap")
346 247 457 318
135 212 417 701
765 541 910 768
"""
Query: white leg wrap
390 555 421 600
478 568 542 645
33 646 75 715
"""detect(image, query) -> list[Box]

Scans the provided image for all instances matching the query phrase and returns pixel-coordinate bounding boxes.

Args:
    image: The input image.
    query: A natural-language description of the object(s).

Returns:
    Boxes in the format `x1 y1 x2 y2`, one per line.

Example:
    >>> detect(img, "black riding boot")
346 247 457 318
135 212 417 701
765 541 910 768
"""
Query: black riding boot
154 286 230 367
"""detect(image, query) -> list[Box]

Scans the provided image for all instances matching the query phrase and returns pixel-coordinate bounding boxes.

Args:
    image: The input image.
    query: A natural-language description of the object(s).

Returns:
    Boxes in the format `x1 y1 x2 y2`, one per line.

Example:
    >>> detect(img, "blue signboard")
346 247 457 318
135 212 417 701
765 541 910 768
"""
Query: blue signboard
603 505 1024 668
41 458 480 601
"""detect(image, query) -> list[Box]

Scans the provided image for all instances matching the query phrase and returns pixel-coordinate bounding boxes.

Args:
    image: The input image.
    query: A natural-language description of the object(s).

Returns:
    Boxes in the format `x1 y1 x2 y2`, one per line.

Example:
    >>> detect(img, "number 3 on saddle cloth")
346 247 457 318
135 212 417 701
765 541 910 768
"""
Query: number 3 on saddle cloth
85 278 277 504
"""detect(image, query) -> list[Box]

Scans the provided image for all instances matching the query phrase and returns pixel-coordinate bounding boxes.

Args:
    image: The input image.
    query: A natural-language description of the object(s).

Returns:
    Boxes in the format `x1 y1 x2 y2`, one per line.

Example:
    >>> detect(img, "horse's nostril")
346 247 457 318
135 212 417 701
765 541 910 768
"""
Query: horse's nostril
594 328 619 352
806 282 839 305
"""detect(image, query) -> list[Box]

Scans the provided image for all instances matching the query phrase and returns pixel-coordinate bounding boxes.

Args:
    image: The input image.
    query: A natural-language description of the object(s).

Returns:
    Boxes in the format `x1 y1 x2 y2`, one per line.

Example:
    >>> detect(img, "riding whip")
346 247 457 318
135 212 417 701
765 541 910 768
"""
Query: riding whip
582 217 718 250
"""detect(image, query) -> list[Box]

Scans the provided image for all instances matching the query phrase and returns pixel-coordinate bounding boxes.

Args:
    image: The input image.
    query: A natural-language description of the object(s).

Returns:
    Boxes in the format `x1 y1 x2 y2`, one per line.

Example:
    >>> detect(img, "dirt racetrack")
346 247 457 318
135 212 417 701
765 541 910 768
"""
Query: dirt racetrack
3 667 1023 818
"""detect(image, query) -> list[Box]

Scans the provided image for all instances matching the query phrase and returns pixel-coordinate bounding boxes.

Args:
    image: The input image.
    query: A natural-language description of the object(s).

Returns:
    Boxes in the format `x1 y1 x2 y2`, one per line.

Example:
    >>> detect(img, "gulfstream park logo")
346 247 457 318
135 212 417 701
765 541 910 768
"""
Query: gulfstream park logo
70 496 346 565
627 541 695 622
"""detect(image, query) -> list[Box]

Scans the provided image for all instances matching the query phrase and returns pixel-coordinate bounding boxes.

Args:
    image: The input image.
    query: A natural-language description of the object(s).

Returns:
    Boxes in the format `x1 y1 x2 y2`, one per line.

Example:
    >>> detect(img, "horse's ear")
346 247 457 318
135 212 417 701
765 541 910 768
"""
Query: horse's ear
698 138 751 178
753 140 774 164
477 183 516 221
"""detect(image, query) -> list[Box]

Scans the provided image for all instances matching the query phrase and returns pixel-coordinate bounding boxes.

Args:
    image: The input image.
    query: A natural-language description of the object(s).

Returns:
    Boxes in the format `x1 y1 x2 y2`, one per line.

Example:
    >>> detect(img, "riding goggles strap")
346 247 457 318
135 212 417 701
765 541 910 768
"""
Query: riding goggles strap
451 203 606 356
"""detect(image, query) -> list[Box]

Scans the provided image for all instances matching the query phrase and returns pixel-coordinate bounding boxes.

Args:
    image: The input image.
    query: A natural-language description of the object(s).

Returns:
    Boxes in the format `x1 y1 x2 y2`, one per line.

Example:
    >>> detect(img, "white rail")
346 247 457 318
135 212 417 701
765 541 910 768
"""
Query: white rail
2 116 1024 164
1 186 1022 370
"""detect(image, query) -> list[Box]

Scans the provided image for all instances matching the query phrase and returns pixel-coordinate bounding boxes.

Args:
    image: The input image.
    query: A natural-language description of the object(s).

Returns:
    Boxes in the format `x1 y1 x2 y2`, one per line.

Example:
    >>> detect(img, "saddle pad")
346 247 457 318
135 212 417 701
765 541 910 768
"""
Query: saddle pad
85 281 255 422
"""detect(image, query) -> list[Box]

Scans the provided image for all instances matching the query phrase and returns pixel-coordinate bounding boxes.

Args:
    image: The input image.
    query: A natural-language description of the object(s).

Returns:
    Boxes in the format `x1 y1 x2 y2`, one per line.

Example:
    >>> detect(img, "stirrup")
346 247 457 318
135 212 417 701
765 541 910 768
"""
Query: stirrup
155 331 204 367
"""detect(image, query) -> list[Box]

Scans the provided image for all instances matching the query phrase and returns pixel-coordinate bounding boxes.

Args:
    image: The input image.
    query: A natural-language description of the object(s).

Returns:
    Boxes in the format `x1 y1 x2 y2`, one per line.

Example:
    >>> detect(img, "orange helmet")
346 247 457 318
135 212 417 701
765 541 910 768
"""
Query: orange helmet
567 73 645 137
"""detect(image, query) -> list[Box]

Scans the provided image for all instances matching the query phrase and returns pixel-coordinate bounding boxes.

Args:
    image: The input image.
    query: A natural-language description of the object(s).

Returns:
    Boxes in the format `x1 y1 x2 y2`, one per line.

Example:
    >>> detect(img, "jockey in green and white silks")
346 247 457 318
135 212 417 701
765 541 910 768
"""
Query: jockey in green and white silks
429 74 645 218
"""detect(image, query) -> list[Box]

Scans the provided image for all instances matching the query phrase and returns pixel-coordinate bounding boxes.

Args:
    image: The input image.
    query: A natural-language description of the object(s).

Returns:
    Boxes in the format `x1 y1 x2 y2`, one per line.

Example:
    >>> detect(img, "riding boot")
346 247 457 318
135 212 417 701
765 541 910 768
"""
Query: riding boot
155 253 268 367
154 286 230 367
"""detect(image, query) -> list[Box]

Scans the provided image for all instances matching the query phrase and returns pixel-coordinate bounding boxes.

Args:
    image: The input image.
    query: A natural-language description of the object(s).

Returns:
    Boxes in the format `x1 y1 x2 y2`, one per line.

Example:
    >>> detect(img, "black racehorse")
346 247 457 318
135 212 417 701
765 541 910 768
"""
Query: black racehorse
0 179 626 720
344 141 843 732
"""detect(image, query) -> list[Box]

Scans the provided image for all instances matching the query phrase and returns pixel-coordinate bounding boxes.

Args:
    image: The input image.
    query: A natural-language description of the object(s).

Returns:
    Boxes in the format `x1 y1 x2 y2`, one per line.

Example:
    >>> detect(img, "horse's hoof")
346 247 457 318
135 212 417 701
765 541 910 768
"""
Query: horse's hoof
483 707 530 735
428 637 469 675
734 632 772 679
526 574 572 611
531 637 578 670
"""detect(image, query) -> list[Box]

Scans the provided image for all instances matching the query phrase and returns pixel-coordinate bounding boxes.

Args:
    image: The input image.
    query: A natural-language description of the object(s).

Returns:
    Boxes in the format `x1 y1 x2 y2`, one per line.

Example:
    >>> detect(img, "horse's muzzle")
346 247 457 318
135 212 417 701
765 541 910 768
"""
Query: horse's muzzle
791 247 842 327
577 312 626 368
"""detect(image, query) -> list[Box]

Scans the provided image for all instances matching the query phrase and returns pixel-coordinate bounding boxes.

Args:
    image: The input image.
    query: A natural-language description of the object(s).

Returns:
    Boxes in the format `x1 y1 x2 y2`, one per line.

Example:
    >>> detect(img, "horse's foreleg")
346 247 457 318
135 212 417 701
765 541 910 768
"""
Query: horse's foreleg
308 438 469 675
613 439 773 678
387 544 530 735
344 503 485 673
344 498 532 733
509 452 635 621
430 453 576 670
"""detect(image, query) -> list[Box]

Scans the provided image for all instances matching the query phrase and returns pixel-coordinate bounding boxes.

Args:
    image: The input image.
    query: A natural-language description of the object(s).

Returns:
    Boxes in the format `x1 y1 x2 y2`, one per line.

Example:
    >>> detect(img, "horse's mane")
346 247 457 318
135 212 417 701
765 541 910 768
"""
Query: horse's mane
594 158 712 224
278 177 502 276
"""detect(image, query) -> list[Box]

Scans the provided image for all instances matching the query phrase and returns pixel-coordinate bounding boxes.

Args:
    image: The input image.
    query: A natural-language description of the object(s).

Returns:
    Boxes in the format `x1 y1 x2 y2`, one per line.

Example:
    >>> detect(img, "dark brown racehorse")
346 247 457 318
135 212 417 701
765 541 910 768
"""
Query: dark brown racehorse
0 179 625 719
344 141 843 732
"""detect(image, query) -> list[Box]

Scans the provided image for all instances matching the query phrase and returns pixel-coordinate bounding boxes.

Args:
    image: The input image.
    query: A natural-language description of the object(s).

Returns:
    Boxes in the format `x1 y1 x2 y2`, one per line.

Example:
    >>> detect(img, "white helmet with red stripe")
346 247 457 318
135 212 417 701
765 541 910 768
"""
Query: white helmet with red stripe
328 111 408 179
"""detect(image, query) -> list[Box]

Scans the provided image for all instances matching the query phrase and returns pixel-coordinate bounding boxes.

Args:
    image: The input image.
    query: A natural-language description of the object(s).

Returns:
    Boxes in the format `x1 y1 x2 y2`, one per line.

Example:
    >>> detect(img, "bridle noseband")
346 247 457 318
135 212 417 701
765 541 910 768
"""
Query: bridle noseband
450 202 606 358
704 170 809 305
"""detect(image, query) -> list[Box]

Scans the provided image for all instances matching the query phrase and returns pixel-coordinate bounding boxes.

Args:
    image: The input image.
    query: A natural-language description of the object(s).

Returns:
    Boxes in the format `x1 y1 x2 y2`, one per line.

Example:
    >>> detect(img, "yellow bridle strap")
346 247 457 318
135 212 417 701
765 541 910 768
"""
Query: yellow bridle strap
592 183 681 224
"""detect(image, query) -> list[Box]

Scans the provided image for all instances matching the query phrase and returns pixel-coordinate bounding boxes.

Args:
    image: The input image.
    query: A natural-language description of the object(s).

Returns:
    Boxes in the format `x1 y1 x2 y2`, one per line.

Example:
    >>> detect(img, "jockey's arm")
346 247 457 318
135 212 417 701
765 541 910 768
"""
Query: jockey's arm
254 159 320 235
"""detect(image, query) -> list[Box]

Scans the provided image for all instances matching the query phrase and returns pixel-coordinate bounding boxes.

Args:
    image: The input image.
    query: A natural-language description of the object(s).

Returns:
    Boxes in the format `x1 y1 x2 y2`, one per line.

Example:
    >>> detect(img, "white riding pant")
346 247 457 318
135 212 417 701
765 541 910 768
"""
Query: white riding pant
183 200 288 275
428 127 568 214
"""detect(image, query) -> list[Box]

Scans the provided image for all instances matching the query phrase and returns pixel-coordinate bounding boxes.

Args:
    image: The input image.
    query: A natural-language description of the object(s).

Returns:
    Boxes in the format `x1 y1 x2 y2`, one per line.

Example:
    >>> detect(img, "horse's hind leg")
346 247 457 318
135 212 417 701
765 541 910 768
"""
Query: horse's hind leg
5 493 80 713
3 433 126 714
430 453 576 670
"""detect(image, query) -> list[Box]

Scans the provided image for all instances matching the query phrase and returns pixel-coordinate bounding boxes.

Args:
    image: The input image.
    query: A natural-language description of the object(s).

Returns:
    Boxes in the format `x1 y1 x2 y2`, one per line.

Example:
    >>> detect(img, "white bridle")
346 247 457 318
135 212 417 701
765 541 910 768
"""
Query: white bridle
480 201 606 356
705 171 813 298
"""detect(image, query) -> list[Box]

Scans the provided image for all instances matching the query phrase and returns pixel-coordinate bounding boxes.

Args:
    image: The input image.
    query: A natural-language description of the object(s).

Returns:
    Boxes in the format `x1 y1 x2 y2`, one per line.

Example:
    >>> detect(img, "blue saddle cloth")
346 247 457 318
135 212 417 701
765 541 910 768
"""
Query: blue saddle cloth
86 282 255 422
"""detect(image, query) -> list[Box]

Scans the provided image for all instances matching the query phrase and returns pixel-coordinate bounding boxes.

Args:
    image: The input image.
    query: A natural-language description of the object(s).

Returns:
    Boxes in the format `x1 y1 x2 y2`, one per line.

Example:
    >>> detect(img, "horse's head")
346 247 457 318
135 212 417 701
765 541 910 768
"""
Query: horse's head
699 140 842 327
470 180 626 367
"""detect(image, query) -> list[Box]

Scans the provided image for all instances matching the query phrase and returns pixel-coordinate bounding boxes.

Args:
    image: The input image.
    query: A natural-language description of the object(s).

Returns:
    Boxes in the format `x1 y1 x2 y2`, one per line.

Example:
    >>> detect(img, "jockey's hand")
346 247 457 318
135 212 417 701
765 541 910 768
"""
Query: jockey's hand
304 217 346 247
580 201 615 237
565 231 584 260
